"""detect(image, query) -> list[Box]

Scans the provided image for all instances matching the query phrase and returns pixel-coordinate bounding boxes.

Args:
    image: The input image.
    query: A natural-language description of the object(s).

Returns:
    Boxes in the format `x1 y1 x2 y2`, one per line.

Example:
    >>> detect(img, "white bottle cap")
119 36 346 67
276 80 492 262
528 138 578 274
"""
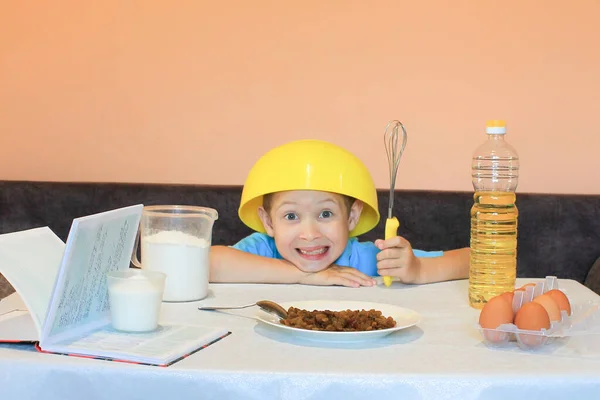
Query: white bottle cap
486 120 506 134
486 127 506 134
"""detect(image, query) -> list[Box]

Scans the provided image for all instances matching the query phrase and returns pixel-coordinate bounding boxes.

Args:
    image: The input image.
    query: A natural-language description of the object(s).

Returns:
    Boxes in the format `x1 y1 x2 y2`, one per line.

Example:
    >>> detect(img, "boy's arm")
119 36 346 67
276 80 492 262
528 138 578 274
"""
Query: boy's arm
416 247 470 284
209 245 377 287
210 245 305 284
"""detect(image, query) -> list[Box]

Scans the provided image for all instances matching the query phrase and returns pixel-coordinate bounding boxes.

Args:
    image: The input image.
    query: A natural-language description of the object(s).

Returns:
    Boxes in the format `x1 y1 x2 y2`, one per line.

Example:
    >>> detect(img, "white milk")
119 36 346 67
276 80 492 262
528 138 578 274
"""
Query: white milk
108 275 163 332
141 230 210 302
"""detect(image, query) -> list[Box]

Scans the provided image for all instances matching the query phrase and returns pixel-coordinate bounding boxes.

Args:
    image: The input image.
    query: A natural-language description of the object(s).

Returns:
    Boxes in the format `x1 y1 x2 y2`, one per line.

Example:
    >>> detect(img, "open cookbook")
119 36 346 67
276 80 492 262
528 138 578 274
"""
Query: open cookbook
0 205 230 367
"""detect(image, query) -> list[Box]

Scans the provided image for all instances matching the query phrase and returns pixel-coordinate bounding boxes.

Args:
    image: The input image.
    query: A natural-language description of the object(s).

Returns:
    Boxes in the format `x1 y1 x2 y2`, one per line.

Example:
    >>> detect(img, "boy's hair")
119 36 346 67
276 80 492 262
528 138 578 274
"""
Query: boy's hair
262 192 355 215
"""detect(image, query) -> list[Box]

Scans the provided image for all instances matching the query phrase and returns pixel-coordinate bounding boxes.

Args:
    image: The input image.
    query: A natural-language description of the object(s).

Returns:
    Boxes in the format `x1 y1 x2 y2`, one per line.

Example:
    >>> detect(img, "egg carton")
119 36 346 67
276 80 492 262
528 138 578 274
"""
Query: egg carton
477 276 600 350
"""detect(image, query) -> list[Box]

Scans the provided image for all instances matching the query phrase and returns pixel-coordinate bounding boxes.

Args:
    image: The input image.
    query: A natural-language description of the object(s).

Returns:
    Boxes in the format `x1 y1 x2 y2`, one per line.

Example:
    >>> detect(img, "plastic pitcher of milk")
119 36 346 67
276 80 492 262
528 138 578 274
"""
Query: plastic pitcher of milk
131 205 218 302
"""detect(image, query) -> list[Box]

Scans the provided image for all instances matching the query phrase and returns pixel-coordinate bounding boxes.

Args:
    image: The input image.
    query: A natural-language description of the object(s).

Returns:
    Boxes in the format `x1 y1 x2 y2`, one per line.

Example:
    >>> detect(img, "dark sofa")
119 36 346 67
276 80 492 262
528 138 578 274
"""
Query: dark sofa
1 180 599 298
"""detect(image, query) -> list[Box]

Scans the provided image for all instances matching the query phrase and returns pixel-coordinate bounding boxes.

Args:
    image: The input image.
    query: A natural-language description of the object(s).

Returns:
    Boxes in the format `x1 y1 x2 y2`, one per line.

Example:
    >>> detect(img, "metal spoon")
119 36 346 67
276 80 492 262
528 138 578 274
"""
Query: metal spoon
198 300 288 319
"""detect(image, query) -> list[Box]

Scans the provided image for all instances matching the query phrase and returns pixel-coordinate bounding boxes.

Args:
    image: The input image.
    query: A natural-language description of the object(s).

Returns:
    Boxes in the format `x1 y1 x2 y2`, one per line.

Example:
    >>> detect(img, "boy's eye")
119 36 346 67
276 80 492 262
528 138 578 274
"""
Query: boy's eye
283 213 298 221
319 210 333 219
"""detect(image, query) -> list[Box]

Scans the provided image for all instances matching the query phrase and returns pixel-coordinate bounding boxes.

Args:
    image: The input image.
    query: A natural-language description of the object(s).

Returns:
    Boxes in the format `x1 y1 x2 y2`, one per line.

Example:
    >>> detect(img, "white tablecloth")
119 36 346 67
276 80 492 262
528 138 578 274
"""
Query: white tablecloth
1 278 600 400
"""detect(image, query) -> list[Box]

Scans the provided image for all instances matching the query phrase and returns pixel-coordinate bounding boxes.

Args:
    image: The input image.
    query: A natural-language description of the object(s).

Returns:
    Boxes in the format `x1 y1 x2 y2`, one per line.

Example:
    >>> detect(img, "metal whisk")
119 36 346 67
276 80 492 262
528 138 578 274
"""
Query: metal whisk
384 120 408 218
382 120 408 287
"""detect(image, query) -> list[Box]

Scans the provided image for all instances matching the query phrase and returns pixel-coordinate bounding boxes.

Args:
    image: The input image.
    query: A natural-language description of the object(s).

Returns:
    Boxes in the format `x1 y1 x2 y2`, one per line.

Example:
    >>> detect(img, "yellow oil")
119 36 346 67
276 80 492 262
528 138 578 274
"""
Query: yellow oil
469 191 518 309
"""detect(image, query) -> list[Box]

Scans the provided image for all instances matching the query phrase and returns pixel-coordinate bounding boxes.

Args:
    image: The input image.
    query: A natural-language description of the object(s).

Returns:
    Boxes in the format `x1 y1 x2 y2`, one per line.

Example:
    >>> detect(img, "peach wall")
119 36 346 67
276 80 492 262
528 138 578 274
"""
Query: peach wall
1 1 599 194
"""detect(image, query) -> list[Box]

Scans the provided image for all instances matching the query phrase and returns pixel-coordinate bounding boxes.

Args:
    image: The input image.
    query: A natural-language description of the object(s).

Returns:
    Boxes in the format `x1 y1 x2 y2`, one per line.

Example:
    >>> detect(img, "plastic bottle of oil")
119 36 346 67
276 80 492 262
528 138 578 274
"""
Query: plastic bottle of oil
469 120 519 309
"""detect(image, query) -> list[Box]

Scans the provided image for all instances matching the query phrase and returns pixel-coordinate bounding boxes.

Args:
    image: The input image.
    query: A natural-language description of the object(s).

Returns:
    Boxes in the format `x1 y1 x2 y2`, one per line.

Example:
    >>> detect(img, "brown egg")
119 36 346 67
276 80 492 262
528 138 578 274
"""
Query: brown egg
518 283 537 291
514 301 551 348
479 295 514 343
515 302 551 330
499 291 514 309
545 289 571 316
532 294 562 322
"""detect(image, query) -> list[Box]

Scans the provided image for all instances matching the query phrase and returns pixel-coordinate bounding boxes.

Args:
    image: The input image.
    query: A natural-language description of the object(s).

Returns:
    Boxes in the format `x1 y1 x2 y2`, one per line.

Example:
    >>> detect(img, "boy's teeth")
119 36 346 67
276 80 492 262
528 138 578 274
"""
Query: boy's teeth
299 247 326 255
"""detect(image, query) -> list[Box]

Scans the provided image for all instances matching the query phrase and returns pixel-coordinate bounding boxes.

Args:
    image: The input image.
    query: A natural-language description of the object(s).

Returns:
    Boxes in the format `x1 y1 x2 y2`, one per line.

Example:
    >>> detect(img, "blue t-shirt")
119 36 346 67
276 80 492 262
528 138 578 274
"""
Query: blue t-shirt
231 232 443 277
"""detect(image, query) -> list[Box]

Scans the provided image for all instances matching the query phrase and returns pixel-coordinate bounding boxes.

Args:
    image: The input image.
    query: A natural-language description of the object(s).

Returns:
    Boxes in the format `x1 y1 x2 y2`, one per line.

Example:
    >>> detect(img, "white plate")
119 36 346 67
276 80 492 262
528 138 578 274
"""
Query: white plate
255 300 421 343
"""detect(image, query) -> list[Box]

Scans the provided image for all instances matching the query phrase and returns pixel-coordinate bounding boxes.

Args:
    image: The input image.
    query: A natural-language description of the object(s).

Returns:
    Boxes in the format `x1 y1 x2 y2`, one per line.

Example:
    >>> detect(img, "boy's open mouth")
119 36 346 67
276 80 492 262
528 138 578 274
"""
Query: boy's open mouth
296 246 329 258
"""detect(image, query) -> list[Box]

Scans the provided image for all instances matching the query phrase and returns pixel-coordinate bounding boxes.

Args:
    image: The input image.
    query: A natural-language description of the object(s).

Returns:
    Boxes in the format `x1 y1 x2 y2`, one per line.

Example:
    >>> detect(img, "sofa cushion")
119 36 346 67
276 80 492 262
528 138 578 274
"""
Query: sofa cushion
0 181 599 296
584 257 600 295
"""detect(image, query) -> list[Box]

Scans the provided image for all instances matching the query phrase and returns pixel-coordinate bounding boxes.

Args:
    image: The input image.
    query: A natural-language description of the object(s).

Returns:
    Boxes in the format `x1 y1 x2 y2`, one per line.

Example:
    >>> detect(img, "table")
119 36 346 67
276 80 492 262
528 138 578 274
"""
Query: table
2 278 600 400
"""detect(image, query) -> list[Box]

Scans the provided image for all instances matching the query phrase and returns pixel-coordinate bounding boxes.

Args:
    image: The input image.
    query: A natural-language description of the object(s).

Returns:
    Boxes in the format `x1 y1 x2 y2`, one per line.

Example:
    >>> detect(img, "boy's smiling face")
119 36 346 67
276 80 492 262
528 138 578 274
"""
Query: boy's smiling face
258 190 363 273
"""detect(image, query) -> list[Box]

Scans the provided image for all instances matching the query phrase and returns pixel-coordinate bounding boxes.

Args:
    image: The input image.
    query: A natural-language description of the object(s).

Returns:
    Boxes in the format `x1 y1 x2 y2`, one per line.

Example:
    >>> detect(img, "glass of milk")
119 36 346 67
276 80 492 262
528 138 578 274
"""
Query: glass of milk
107 269 166 332
130 205 219 302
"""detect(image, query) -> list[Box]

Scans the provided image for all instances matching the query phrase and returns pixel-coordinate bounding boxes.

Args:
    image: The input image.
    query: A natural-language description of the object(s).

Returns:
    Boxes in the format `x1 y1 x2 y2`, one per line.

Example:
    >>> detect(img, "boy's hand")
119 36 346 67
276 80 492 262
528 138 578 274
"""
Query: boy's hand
375 236 422 284
299 266 377 288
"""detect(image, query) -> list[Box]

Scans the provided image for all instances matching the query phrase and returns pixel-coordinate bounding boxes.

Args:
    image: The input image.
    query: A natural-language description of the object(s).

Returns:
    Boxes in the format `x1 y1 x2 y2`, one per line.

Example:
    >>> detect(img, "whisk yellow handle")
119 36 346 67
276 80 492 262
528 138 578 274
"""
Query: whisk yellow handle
383 217 400 287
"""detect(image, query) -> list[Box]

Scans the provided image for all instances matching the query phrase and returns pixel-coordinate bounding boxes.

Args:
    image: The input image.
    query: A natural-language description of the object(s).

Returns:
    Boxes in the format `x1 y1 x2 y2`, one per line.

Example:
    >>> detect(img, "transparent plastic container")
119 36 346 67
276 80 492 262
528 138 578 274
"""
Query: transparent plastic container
477 276 600 350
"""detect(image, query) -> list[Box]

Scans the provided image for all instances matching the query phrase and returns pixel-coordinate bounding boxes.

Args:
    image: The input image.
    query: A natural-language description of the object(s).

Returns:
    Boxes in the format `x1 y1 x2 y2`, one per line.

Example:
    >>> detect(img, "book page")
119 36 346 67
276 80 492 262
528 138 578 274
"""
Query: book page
0 293 38 342
40 205 143 345
44 324 230 365
0 227 65 335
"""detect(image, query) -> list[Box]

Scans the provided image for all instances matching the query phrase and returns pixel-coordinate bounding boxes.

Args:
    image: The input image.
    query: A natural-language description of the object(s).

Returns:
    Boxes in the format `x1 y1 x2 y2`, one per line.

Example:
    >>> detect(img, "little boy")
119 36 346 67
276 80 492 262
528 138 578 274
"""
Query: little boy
210 139 469 287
